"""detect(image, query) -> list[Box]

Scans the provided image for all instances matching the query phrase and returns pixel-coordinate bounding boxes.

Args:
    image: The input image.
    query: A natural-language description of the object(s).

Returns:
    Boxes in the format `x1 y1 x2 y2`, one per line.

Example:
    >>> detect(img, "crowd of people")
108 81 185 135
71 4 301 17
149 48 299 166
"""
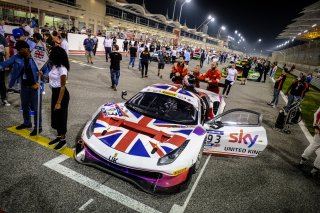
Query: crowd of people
0 20 71 150
0 19 319 177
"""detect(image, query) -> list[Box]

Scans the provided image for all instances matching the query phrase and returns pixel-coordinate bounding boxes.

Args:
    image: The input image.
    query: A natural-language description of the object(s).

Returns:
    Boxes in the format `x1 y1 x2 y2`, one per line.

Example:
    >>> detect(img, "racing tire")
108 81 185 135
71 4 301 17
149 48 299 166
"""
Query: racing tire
74 139 86 164
193 149 203 174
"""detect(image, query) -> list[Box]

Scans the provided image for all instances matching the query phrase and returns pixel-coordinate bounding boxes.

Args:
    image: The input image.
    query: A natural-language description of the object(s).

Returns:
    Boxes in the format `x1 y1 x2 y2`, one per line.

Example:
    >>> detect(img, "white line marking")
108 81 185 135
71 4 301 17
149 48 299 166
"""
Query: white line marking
70 59 105 70
79 198 94 211
169 155 211 213
271 78 313 144
43 155 161 213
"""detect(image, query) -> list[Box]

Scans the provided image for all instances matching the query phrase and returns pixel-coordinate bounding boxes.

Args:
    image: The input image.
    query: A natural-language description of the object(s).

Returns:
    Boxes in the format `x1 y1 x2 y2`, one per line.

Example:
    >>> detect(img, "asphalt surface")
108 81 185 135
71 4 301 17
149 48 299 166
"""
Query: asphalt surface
0 55 319 213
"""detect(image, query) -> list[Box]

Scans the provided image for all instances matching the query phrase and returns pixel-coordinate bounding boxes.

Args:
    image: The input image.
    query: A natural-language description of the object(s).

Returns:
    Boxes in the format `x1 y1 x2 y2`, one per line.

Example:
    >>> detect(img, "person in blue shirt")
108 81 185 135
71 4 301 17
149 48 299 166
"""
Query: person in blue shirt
83 34 95 64
0 40 49 136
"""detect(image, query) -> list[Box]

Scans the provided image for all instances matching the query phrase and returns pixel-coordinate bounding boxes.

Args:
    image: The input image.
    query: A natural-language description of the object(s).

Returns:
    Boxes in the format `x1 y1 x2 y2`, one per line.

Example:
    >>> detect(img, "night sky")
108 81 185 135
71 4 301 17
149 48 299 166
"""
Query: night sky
126 0 318 54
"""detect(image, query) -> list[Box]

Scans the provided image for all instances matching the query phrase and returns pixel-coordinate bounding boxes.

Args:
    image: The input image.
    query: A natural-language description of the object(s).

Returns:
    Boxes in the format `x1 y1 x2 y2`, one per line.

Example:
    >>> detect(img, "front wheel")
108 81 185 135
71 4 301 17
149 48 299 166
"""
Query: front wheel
193 149 203 174
74 140 86 163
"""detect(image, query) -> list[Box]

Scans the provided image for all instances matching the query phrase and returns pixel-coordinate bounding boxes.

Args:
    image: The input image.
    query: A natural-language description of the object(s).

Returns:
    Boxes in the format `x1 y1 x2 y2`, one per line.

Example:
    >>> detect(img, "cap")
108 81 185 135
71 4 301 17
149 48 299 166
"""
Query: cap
12 28 24 38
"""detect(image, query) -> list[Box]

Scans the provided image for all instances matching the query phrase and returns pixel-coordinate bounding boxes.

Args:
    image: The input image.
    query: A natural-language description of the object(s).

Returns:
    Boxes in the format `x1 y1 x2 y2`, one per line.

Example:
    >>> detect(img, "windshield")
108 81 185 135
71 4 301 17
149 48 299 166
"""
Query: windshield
125 92 198 125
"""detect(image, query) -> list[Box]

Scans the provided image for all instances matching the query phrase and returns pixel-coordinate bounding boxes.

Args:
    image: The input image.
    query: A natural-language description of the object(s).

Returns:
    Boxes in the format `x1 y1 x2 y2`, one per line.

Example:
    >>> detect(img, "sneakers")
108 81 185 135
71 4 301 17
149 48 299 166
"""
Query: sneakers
267 102 273 106
272 105 276 108
114 87 117 91
30 128 42 136
144 75 148 78
54 140 66 150
16 124 32 130
49 137 61 146
1 99 10 106
110 85 114 89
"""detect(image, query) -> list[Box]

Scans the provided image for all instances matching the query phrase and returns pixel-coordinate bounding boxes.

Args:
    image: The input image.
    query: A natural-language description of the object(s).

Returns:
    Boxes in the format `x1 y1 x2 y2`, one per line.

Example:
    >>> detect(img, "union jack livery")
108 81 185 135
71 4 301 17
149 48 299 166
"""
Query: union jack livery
75 84 267 194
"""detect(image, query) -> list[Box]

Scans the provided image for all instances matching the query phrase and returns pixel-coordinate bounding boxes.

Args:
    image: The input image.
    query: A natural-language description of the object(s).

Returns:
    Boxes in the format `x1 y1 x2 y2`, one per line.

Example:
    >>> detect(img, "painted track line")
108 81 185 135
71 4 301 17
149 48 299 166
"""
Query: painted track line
43 155 161 213
169 155 211 213
79 198 94 211
7 126 74 158
270 78 313 144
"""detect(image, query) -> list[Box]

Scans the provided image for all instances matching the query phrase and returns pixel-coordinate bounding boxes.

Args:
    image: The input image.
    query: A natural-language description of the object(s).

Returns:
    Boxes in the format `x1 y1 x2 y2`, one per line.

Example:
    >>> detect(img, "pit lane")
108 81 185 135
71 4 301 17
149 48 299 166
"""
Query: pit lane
0 56 319 213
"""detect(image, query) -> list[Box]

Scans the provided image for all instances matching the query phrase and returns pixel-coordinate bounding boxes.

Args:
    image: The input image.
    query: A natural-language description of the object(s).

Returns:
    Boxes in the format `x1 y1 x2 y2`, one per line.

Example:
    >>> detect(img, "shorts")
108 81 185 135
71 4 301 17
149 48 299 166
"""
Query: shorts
158 63 165 69
85 50 93 57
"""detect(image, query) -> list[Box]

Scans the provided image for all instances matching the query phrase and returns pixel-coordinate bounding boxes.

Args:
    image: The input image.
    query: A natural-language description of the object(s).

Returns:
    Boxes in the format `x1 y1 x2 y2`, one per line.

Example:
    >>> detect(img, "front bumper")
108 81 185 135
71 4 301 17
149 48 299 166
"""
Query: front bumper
75 141 193 194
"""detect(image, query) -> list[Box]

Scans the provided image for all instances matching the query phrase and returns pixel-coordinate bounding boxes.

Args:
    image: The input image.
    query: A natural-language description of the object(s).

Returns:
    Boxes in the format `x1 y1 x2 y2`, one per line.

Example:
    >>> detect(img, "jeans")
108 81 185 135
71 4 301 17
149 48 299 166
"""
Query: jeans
270 88 280 106
105 47 112 61
141 62 149 77
0 70 7 100
285 94 301 112
20 84 42 128
129 57 135 67
110 69 120 87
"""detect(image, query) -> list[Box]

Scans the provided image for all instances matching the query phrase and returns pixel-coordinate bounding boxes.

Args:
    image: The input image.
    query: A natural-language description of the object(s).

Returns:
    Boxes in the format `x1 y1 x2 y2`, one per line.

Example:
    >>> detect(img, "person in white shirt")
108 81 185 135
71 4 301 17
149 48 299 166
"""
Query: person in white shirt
24 21 33 37
222 63 237 97
104 35 113 62
39 46 70 151
0 20 5 37
60 33 69 55
171 47 177 64
299 107 320 177
269 62 278 79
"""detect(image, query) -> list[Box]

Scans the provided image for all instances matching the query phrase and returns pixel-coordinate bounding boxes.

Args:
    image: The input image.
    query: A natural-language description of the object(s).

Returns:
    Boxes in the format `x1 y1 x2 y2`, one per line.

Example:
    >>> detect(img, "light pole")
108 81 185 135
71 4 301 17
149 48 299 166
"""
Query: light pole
196 15 215 31
217 25 226 38
178 0 191 24
172 0 179 20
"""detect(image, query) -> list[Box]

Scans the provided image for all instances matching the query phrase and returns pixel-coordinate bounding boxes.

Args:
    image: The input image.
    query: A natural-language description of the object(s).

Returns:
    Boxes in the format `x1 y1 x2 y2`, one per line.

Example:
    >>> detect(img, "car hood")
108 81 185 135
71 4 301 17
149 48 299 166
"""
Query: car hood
92 103 206 159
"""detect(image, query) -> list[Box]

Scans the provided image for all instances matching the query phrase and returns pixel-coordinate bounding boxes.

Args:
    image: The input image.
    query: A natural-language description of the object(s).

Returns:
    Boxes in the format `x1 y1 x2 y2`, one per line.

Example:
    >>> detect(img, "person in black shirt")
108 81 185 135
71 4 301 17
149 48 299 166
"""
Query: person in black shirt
128 44 137 69
140 47 151 78
109 45 122 91
123 38 129 53
284 75 308 112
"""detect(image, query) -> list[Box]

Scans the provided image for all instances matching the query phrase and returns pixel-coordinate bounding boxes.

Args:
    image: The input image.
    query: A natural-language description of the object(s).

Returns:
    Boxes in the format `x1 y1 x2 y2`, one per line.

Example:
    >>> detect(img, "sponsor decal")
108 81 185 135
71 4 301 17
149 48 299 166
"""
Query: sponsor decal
173 167 187 176
224 147 261 155
205 130 224 147
162 91 177 97
108 153 118 163
229 129 258 148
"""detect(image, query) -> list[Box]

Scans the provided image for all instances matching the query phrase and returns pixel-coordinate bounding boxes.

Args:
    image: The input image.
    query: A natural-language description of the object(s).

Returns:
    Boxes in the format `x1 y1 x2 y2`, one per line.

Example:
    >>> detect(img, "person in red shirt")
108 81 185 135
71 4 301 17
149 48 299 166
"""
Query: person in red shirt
171 56 188 84
198 62 222 94
192 65 201 88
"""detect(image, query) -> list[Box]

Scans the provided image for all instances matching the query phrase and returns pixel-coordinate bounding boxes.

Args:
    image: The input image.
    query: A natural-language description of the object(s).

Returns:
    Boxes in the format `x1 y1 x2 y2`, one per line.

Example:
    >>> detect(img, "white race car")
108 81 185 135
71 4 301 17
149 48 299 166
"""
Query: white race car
75 84 267 194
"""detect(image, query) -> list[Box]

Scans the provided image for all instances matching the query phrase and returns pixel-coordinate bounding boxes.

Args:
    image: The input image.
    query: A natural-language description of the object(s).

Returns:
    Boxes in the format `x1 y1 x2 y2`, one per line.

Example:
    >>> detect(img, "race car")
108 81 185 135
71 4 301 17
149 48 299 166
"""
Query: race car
75 84 267 194
222 64 260 80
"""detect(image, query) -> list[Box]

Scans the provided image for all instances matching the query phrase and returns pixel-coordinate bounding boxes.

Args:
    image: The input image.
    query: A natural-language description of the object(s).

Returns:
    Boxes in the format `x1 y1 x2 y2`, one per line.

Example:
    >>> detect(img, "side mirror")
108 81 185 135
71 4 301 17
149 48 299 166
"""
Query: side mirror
121 90 127 100
210 120 223 129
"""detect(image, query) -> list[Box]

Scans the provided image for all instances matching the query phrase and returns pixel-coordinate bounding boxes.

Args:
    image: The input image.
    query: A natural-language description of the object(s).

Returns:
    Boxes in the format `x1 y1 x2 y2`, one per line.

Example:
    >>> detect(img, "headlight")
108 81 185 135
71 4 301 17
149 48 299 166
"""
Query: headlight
86 111 102 138
157 140 189 165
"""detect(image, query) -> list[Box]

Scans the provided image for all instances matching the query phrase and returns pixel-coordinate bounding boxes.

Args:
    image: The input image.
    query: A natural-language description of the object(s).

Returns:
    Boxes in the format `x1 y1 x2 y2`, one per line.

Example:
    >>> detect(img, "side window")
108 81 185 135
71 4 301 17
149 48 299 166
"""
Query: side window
215 110 261 126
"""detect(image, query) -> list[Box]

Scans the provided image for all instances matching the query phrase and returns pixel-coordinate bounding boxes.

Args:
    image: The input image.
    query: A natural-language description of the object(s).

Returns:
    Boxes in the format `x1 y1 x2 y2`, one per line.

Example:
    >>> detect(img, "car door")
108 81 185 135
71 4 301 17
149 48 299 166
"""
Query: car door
203 109 268 158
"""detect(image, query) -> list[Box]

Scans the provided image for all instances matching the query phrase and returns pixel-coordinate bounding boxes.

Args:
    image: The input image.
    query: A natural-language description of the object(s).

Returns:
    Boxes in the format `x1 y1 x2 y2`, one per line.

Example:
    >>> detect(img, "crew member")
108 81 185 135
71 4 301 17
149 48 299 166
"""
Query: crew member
171 56 188 84
198 62 222 94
